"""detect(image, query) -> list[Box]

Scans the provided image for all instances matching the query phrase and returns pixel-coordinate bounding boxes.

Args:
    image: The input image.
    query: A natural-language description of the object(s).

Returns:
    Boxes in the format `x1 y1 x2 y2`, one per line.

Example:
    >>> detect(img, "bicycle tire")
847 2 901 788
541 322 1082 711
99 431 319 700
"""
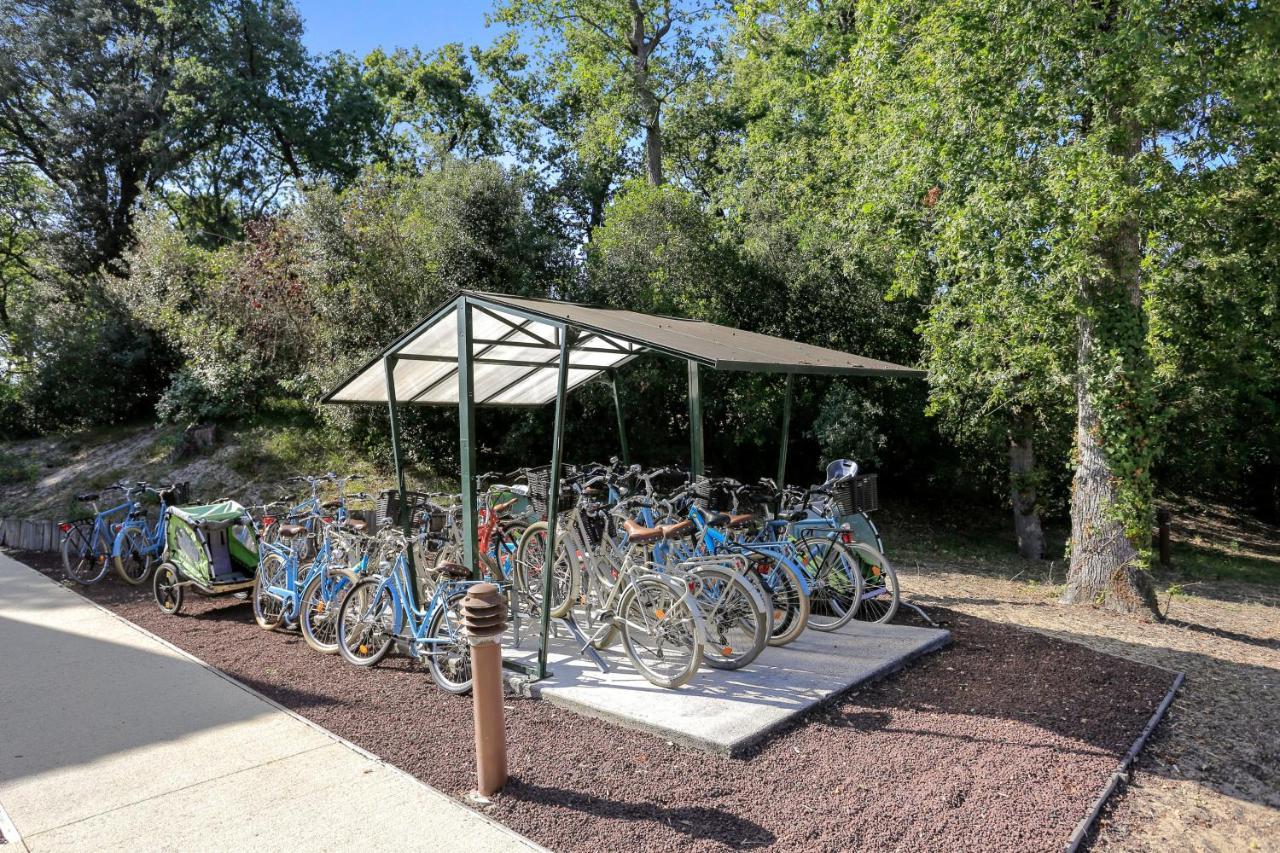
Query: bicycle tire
515 521 577 618
618 576 704 689
336 577 395 666
799 537 865 632
690 566 769 670
849 542 900 625
252 552 288 631
299 568 359 654
62 523 110 585
426 592 473 694
113 526 154 585
755 560 809 647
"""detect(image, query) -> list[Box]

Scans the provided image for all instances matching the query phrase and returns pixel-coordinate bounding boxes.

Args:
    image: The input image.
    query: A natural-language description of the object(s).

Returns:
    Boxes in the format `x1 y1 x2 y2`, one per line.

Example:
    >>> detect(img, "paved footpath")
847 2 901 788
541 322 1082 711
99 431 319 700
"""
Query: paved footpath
0 552 542 852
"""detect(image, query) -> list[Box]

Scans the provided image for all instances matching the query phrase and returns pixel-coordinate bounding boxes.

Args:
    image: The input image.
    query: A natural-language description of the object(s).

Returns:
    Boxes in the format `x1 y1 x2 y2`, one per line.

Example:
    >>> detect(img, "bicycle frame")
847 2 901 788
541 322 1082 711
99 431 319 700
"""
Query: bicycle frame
259 525 348 622
558 501 706 644
112 489 171 560
361 551 474 657
78 497 134 557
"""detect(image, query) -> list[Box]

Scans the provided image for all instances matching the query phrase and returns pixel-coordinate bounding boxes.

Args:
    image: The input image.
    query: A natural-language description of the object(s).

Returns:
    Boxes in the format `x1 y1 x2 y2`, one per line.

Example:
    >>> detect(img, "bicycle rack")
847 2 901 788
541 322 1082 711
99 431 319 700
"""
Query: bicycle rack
552 614 609 673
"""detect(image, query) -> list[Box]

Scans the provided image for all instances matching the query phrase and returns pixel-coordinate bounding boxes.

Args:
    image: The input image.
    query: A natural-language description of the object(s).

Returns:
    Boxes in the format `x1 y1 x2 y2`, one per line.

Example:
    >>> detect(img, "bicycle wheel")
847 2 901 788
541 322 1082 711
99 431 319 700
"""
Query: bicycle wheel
426 592 473 694
299 568 358 654
113 526 154 585
515 521 577 618
252 552 288 631
62 523 110 585
152 563 184 615
690 566 769 670
618 576 704 689
850 543 900 624
756 560 810 647
336 577 395 666
800 537 864 632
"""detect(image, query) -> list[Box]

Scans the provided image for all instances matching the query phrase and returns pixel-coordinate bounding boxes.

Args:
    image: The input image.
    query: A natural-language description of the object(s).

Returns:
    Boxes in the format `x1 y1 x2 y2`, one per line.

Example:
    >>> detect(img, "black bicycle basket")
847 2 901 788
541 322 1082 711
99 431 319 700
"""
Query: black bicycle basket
691 477 735 513
527 465 579 517
832 474 879 515
376 489 434 527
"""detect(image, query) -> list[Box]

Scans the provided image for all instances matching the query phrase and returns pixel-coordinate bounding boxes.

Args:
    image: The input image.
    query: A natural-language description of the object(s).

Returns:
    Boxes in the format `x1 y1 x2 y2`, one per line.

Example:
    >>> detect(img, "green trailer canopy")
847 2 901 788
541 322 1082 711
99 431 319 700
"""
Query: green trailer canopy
169 500 248 525
322 289 923 680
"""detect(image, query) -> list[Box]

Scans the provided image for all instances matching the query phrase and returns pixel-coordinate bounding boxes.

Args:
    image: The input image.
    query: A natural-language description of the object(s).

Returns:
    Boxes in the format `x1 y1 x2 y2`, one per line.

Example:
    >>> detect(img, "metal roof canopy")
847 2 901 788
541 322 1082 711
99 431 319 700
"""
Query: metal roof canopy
323 290 922 408
322 289 922 681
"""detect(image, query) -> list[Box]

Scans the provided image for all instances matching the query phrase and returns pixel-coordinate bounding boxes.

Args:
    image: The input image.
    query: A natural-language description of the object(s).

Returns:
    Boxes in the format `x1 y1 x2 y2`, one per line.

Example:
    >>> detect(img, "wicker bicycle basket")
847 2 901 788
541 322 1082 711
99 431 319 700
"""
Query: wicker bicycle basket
691 477 735 513
832 474 879 515
527 465 578 517
376 489 434 527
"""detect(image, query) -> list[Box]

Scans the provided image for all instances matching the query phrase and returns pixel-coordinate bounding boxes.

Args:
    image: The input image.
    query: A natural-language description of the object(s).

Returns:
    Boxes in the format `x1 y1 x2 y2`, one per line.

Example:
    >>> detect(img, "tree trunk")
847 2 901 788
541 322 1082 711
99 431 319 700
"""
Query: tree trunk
643 117 664 186
1062 329 1158 615
1061 135 1160 618
628 5 664 186
1008 414 1045 560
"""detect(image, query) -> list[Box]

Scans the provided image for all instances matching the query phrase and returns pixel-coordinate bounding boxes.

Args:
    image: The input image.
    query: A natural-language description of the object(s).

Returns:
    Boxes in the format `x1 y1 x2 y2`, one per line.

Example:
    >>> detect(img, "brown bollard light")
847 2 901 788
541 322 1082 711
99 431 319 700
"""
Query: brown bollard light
460 581 508 797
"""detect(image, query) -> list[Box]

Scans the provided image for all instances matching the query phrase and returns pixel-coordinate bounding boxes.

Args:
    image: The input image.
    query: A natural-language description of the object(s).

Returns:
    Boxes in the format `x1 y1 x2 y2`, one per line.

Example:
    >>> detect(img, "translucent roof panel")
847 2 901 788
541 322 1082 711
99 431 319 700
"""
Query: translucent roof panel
323 291 921 408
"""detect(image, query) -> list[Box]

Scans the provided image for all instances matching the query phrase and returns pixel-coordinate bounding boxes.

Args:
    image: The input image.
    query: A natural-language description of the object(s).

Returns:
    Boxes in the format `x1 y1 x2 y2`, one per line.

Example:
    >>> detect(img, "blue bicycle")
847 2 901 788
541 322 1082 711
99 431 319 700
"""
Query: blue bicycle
252 509 368 654
259 473 341 561
60 484 134 585
335 530 481 694
112 482 182 586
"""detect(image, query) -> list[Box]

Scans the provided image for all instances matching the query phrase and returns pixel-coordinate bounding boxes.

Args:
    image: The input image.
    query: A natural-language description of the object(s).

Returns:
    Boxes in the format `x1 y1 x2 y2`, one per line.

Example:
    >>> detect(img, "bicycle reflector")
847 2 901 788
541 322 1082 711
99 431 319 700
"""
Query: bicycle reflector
262 516 275 526
322 516 334 524
58 522 72 533
113 523 122 532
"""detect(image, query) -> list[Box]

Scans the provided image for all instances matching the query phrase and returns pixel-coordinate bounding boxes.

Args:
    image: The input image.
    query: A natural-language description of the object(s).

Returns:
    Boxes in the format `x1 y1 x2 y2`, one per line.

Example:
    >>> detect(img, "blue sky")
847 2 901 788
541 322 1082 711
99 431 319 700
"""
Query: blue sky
294 1 498 57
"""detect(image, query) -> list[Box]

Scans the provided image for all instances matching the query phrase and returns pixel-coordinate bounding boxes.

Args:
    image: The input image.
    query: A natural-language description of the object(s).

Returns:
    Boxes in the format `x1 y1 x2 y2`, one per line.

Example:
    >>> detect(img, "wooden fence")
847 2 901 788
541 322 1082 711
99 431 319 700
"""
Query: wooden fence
0 518 61 552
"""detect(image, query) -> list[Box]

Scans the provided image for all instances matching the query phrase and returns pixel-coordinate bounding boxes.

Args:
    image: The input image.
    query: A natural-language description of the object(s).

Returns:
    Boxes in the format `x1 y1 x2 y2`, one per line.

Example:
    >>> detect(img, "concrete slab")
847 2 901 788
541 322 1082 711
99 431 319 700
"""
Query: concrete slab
505 618 950 756
0 553 541 853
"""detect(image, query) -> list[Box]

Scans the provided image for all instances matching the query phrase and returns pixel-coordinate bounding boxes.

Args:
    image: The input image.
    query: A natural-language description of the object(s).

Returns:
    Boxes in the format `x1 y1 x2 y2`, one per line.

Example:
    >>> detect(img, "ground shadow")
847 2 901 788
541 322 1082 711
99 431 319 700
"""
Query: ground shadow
0 612 273 784
503 779 776 847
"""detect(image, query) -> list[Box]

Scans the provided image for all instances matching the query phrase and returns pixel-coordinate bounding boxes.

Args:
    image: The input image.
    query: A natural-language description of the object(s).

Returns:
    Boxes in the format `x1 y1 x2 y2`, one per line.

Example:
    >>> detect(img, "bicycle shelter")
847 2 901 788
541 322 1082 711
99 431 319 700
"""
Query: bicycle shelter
322 289 923 680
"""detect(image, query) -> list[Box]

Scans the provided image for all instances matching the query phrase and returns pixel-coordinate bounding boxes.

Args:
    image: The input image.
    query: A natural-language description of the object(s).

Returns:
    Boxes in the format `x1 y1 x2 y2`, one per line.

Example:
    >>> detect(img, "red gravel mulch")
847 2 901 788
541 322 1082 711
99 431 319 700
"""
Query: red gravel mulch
15 551 1175 852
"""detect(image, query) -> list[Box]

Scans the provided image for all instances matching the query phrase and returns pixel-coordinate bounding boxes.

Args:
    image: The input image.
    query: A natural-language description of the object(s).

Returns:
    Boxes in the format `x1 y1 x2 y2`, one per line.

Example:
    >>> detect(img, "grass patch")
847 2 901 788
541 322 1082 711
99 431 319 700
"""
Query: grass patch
0 448 38 485
1167 541 1279 588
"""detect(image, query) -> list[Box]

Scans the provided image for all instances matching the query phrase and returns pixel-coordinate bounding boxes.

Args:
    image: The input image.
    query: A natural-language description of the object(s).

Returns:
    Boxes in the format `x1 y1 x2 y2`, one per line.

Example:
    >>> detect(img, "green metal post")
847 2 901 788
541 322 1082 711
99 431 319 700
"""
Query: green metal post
687 360 704 478
384 354 418 594
608 370 629 465
457 301 480 580
538 326 575 680
777 374 794 486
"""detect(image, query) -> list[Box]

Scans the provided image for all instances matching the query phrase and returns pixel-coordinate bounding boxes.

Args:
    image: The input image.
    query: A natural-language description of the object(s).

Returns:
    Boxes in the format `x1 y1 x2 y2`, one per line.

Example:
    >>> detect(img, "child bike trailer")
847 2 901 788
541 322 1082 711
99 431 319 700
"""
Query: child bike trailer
153 501 259 615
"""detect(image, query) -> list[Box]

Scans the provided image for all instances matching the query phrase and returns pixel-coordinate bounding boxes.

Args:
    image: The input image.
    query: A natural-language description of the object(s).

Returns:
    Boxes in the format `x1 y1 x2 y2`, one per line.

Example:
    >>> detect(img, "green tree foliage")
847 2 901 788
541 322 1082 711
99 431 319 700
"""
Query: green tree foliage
479 0 725 239
362 44 498 163
730 0 1277 612
0 0 382 271
119 158 567 462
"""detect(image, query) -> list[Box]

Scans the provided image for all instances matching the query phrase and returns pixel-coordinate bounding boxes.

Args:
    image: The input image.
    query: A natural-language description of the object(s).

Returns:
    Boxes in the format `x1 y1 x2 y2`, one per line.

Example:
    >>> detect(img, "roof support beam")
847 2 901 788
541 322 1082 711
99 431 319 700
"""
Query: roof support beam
777 374 794 487
688 360 704 478
409 307 543 403
538 326 576 679
467 293 715 368
384 354 419 596
472 301 557 347
608 370 629 466
457 302 479 579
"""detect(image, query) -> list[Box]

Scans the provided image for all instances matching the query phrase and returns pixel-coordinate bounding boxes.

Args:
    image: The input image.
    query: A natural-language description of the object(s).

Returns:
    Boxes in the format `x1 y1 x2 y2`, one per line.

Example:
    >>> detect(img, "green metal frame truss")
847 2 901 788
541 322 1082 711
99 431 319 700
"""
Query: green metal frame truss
351 292 921 684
